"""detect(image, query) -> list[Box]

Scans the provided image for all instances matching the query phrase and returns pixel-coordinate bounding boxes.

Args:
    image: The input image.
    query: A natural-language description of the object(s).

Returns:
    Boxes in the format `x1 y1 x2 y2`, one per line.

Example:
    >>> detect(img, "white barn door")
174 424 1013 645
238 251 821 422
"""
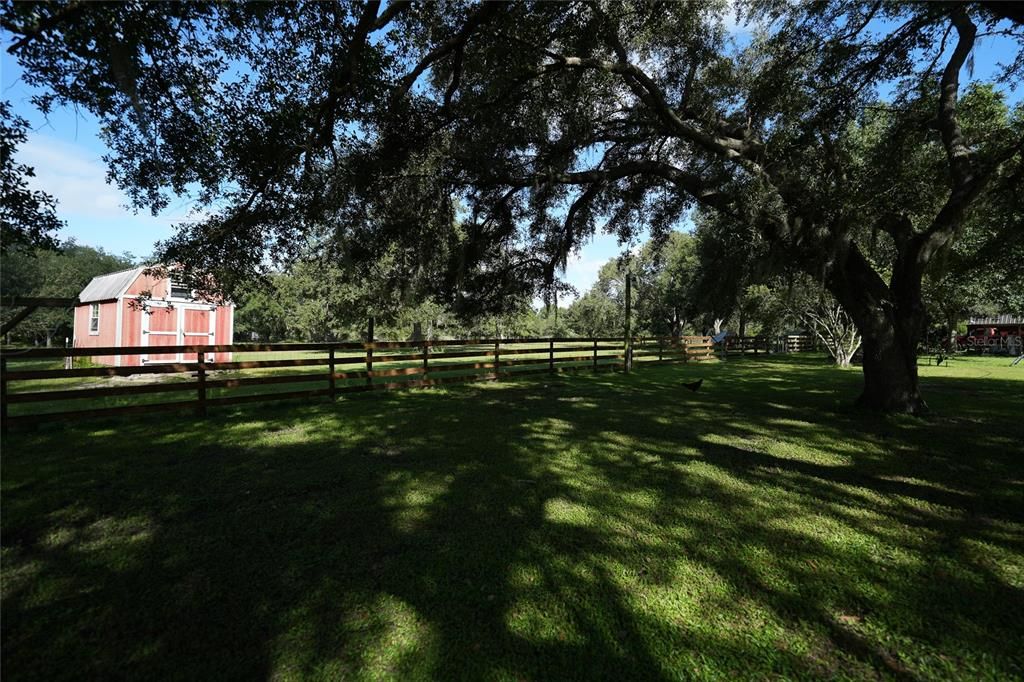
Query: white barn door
182 307 216 361
142 303 216 363
142 303 179 363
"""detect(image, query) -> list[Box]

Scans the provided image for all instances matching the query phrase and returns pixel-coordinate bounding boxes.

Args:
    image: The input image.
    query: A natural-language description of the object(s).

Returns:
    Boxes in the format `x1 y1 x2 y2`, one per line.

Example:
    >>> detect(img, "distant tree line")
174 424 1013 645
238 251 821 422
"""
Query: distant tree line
1 243 135 346
233 215 1018 366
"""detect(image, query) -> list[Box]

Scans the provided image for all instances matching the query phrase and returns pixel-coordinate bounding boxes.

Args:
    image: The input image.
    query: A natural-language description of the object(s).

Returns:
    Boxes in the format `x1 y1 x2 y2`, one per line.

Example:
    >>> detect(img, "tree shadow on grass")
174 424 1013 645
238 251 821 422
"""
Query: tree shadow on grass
2 357 1022 680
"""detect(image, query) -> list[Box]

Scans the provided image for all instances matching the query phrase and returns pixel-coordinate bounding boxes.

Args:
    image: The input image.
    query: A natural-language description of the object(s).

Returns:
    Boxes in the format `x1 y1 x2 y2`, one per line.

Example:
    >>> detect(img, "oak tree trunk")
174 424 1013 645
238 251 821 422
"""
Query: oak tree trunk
856 324 925 413
828 246 927 414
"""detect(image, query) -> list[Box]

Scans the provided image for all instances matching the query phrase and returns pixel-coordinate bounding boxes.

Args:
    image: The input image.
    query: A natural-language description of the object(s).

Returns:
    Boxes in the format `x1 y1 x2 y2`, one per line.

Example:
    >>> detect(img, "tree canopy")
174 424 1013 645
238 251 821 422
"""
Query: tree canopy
3 0 1022 411
1 100 63 252
0 242 134 344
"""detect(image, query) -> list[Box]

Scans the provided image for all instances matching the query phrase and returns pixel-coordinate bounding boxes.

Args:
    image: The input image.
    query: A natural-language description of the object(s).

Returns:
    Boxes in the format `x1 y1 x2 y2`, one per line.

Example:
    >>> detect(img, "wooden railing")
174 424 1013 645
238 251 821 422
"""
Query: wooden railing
779 334 815 353
718 334 816 355
723 336 770 356
633 336 717 363
0 336 713 429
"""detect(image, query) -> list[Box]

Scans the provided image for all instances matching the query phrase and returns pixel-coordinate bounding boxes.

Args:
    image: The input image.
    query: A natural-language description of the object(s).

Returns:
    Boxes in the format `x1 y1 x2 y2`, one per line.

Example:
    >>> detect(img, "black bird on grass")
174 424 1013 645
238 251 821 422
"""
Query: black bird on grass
683 378 703 392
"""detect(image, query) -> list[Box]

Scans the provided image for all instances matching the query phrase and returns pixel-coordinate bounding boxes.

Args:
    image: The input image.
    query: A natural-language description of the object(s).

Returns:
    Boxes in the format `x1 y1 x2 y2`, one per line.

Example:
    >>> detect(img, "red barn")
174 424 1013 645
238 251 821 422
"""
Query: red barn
958 315 1023 354
72 267 234 366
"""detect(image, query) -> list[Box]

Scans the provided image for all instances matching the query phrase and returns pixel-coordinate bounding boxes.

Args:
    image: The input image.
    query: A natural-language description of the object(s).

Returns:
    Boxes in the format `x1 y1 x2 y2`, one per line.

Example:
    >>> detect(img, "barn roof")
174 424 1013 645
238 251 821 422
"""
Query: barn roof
967 314 1024 326
78 267 145 303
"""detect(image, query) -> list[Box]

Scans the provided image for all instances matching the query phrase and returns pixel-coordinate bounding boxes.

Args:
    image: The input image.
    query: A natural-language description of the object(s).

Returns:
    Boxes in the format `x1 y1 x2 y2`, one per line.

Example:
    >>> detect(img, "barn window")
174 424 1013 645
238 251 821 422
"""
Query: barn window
89 303 100 334
169 279 193 300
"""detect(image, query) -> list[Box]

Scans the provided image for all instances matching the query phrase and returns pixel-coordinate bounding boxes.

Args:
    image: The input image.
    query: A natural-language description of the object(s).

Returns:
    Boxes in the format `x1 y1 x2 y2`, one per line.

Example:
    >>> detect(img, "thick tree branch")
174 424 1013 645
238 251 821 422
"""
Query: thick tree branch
559 182 603 263
307 1 385 156
978 1 1024 26
937 8 977 190
4 2 86 54
443 45 464 109
393 3 501 102
586 1 628 63
542 54 764 166
909 9 1021 272
371 0 410 32
875 212 914 249
508 159 730 211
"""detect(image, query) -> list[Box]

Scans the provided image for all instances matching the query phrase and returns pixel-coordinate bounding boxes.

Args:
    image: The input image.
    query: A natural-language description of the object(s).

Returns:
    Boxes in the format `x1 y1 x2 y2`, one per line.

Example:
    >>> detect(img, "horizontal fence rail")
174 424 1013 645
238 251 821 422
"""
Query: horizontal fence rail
710 334 816 356
779 334 816 353
723 336 770 356
1 336 714 429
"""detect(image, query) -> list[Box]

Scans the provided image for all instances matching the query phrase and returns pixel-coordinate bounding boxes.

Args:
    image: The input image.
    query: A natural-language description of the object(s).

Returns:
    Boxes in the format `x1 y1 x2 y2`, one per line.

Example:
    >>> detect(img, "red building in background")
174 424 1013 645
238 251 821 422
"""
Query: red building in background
72 267 234 366
958 315 1023 354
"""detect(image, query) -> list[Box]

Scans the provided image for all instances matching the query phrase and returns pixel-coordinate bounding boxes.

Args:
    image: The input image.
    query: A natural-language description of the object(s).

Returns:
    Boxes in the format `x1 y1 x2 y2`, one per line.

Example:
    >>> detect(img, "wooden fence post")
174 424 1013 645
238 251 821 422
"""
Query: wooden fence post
328 347 336 400
196 351 207 417
366 317 374 387
658 338 664 361
494 338 500 378
422 340 429 378
593 339 598 372
549 339 555 374
1 356 7 434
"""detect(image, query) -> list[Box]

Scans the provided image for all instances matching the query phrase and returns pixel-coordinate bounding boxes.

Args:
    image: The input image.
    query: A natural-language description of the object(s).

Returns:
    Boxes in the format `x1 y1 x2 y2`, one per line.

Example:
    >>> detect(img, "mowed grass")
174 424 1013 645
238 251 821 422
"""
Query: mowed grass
2 355 1022 680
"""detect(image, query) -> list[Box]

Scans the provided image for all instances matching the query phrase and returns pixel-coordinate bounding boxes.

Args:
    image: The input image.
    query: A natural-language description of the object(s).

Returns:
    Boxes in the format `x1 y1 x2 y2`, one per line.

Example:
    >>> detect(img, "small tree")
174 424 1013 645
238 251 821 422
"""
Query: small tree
799 301 862 368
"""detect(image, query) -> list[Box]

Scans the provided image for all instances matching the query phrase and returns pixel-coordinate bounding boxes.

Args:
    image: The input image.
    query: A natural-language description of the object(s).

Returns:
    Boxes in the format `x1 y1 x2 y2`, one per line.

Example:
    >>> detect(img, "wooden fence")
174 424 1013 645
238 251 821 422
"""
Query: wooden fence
1 336 713 430
633 336 717 362
719 334 817 356
723 336 770 356
778 334 815 353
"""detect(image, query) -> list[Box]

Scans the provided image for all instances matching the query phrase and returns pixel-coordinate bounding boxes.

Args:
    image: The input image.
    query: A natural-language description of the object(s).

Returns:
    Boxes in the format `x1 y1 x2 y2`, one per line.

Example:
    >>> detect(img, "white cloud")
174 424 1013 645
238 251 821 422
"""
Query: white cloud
18 133 127 218
563 252 606 301
17 133 206 223
14 133 205 255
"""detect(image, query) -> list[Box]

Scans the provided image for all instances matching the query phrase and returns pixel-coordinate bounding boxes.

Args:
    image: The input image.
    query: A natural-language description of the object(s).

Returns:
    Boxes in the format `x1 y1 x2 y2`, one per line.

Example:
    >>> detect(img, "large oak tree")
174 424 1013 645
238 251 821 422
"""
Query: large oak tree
3 0 1021 412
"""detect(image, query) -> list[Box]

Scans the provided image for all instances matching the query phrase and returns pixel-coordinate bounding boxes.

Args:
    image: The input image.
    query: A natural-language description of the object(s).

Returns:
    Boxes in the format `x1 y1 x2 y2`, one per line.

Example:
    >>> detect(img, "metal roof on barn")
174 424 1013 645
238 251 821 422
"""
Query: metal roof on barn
967 315 1024 326
78 267 145 303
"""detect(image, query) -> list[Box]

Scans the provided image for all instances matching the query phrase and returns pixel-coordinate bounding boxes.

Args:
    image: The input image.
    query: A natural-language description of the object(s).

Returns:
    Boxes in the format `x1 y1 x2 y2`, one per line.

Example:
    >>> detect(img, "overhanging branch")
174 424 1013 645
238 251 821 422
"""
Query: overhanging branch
392 3 501 102
508 160 730 211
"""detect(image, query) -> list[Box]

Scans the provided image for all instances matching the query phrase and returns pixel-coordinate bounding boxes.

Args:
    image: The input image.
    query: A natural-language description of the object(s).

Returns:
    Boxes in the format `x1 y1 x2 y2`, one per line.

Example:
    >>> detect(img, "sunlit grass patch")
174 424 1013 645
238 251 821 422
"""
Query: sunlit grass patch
1 355 1021 680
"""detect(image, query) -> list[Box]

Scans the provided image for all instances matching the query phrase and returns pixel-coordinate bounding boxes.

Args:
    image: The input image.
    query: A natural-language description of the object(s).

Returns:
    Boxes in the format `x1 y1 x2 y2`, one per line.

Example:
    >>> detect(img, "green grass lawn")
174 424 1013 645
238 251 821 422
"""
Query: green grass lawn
2 355 1022 680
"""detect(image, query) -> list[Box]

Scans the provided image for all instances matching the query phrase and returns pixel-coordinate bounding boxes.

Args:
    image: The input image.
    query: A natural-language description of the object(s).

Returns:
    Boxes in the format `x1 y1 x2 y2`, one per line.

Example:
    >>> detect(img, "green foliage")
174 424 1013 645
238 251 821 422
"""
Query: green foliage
232 254 552 342
0 243 134 344
634 232 700 336
0 100 63 252
7 3 1016 300
232 276 289 342
565 288 620 337
563 232 700 338
5 1 1021 409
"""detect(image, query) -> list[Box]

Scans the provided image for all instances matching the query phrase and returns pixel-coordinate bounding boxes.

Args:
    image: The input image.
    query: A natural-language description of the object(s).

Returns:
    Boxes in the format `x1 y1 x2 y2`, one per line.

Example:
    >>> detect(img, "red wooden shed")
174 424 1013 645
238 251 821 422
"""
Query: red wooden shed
72 267 234 366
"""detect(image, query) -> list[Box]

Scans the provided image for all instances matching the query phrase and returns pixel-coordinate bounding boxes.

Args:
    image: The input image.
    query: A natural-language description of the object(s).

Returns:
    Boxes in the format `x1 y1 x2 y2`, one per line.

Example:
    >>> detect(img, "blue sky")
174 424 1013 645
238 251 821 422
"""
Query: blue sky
2 13 1019 299
2 54 198 261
